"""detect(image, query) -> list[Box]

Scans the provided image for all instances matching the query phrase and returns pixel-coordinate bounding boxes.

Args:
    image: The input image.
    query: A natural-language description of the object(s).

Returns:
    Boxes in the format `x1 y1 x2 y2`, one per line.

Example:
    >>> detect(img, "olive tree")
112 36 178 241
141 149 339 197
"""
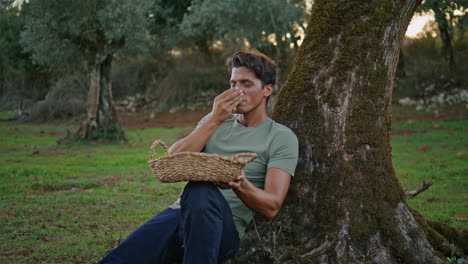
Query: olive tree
419 0 467 71
235 0 466 263
180 0 306 83
21 0 151 141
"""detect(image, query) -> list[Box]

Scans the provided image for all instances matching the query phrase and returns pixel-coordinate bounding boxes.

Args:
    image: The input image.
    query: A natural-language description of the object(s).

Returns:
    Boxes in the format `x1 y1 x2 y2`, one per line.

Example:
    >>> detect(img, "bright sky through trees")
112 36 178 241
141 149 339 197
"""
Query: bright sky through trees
406 13 435 38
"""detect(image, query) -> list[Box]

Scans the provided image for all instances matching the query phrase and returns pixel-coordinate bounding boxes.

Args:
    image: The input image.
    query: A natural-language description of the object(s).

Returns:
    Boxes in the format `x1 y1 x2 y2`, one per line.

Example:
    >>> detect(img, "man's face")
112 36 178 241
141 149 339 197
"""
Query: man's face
229 66 272 114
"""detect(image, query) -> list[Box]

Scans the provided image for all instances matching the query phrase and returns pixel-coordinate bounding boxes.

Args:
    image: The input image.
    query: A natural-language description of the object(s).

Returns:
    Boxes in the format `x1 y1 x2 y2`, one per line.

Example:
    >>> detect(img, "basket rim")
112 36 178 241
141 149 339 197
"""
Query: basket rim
149 151 256 165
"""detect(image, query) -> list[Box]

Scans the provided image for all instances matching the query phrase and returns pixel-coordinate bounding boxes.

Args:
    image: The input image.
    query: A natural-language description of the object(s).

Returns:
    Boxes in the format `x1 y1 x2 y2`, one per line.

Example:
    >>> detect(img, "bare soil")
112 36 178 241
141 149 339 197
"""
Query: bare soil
118 109 211 129
3 104 464 129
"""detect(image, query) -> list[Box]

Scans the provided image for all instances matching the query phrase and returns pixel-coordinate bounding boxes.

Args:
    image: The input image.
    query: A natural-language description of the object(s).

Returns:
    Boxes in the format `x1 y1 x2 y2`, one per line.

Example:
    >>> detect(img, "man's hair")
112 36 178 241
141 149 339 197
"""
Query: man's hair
226 50 277 87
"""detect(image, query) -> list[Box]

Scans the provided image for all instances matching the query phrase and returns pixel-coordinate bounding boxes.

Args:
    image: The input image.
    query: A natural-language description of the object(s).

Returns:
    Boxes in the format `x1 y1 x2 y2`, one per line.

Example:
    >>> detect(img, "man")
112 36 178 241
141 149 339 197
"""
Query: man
99 50 299 263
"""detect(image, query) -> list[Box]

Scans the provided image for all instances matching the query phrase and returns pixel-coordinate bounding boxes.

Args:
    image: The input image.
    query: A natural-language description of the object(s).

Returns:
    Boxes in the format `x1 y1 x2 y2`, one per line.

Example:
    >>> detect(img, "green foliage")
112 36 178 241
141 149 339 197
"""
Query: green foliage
145 0 308 106
419 0 467 31
447 243 467 263
0 0 14 13
147 50 228 106
151 0 192 51
0 0 50 110
0 2 51 111
20 0 152 67
394 30 468 101
0 4 36 73
88 123 128 143
180 0 306 50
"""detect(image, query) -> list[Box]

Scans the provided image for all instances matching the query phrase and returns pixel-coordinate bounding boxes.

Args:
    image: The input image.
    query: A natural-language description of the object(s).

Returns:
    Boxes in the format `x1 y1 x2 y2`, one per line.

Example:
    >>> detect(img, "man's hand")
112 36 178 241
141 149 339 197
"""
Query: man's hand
210 88 241 124
216 172 245 190
167 88 241 154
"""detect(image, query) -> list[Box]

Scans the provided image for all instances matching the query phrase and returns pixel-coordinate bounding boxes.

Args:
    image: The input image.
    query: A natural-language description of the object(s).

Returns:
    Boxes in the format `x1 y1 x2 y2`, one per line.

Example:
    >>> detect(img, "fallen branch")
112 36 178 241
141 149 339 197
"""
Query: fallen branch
405 181 433 198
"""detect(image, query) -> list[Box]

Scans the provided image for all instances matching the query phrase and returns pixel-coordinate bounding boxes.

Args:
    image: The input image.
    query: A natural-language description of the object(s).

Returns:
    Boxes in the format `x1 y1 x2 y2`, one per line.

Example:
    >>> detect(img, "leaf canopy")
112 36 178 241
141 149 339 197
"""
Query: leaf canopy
20 0 152 67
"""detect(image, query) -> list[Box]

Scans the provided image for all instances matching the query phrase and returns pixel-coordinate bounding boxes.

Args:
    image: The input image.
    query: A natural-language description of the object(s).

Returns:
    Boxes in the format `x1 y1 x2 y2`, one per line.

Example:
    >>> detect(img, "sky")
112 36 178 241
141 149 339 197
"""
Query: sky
405 13 435 38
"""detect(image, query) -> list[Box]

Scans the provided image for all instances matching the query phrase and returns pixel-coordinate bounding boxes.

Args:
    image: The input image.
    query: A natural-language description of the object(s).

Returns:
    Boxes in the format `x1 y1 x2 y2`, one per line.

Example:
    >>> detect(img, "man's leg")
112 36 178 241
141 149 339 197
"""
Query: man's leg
180 182 240 264
99 208 183 264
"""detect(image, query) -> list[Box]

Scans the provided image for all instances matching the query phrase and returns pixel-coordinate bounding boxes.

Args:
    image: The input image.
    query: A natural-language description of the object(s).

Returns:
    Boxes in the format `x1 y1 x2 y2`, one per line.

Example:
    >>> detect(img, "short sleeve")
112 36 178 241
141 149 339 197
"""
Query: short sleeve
196 113 212 128
267 129 299 176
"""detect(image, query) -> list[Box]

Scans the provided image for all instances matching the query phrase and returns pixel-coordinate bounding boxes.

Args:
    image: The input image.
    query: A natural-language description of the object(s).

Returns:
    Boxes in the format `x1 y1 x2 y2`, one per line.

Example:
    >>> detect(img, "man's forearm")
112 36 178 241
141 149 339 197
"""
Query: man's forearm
224 168 291 220
169 116 221 154
233 180 283 220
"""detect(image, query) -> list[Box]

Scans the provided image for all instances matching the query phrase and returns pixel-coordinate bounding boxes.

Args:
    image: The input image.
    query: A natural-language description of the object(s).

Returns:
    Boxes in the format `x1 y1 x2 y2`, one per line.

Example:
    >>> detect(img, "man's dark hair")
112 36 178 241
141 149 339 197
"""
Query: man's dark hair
226 50 278 87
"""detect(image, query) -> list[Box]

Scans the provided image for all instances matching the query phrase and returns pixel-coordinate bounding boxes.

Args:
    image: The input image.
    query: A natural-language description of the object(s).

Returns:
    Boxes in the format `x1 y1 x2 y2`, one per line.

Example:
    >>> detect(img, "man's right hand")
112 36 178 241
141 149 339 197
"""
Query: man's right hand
168 89 241 154
210 88 241 124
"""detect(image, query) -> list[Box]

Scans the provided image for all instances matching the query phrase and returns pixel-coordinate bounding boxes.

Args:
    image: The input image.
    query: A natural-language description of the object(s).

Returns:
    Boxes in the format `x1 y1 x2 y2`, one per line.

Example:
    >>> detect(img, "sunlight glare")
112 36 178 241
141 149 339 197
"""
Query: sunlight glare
405 14 434 38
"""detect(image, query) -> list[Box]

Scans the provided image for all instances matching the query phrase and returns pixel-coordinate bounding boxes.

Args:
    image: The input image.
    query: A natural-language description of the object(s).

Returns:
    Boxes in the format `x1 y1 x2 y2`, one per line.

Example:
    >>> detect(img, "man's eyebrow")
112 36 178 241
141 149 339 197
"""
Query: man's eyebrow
231 79 253 83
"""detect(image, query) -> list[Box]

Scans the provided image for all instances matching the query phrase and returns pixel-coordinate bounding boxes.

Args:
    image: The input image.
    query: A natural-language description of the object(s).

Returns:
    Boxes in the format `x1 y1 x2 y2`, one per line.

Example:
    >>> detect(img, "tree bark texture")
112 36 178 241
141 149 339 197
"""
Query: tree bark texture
236 1 450 263
77 54 121 141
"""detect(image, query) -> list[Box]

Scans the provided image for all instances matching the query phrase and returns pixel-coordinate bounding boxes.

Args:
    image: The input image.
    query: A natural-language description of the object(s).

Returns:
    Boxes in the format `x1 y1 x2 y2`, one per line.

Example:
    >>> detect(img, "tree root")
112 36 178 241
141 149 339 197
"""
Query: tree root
404 181 433 198
410 208 467 259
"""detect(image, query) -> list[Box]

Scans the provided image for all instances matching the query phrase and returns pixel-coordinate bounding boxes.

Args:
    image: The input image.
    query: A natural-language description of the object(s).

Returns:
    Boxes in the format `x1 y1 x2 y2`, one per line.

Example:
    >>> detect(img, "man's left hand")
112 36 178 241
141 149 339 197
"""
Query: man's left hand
216 172 245 190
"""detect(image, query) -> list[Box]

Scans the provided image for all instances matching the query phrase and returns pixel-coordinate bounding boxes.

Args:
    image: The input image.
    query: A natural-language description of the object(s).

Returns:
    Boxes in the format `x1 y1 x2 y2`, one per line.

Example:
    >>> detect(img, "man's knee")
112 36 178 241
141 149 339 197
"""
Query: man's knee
181 182 222 213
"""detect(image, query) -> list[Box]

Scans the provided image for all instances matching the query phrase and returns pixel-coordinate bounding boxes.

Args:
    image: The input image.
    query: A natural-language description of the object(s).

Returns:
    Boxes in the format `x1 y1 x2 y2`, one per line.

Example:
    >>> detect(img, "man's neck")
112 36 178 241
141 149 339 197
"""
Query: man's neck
237 106 268 127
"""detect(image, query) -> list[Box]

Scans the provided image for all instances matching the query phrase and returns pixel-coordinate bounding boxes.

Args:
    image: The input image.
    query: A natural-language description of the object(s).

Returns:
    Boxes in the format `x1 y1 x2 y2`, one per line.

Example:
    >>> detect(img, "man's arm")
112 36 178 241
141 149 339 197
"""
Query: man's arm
169 88 241 154
217 168 291 220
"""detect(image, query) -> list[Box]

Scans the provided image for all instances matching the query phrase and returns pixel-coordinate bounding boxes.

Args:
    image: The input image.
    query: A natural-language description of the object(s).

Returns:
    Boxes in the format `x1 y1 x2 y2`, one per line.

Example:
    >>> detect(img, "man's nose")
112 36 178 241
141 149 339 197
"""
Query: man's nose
233 86 244 94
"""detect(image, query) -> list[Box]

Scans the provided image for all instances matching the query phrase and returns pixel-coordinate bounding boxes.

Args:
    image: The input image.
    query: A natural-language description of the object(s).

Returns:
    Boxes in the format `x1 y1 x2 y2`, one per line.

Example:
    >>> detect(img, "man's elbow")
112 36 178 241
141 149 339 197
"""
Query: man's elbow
263 202 283 220
168 145 177 155
263 209 279 221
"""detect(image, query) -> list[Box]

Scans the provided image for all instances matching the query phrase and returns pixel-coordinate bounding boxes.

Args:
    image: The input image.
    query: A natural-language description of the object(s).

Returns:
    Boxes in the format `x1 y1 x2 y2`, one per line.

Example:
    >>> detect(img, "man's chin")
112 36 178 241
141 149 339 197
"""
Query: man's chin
235 108 246 114
235 103 248 113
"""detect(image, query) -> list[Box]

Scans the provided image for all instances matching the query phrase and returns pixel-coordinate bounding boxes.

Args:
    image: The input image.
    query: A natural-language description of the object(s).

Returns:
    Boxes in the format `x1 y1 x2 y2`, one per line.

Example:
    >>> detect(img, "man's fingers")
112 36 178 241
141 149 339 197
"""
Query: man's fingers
217 89 241 104
216 182 230 189
215 96 241 115
236 175 245 181
226 98 241 111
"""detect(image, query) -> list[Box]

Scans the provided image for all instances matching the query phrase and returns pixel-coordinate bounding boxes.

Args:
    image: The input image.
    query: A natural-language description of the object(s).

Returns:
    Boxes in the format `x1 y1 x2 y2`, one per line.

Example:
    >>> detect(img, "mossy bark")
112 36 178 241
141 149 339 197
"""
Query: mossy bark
76 54 125 141
234 0 453 263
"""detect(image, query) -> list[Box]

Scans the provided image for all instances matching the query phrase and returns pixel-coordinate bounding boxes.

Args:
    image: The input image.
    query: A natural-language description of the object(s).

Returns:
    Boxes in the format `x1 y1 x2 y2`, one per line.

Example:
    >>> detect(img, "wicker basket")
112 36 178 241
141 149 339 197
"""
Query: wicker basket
148 139 257 183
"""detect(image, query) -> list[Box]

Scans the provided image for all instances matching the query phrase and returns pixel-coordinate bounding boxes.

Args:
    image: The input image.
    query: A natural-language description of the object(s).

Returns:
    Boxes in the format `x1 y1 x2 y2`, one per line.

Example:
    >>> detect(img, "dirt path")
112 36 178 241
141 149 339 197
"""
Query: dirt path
119 109 211 129
117 104 466 129
5 104 464 129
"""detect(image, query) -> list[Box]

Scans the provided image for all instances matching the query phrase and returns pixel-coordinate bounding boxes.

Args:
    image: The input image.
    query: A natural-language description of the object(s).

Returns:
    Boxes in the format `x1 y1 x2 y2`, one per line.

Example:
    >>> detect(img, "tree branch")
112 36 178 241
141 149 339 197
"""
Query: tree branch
405 181 433 198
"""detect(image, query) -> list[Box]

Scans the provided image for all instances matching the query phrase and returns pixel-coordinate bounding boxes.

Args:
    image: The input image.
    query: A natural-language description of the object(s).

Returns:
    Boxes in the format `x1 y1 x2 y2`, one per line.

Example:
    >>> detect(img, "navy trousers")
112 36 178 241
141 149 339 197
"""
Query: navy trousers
99 182 240 264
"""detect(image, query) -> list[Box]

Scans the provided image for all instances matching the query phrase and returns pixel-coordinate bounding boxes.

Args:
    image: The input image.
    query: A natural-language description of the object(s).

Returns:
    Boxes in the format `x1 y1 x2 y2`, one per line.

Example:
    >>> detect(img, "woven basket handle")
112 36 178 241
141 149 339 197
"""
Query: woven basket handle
149 139 169 161
232 152 257 164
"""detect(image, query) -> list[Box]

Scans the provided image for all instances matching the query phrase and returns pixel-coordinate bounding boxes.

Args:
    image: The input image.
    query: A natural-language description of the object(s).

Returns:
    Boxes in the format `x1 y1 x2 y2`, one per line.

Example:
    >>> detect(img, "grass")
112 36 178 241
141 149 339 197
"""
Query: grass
0 106 466 263
0 121 189 263
391 111 467 229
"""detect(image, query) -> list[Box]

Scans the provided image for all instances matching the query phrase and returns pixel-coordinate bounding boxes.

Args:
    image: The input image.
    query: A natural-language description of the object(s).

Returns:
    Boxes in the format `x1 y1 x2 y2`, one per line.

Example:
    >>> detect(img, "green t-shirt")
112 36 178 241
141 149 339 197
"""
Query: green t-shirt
170 114 299 238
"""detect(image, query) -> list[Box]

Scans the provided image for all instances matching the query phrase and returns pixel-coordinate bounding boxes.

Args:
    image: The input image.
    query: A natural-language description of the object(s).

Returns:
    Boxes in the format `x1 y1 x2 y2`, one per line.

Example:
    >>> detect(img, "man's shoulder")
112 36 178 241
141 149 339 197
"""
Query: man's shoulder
198 113 237 127
268 119 297 139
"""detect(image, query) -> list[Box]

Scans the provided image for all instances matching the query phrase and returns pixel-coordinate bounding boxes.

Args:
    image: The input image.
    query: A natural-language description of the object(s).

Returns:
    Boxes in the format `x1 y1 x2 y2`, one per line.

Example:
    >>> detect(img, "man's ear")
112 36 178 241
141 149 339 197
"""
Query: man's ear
263 84 273 97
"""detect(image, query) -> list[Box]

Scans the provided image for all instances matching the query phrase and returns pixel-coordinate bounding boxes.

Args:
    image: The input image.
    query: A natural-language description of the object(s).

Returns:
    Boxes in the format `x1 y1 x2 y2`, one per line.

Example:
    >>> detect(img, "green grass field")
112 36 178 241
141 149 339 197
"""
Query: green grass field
0 119 189 263
392 117 467 228
0 107 466 263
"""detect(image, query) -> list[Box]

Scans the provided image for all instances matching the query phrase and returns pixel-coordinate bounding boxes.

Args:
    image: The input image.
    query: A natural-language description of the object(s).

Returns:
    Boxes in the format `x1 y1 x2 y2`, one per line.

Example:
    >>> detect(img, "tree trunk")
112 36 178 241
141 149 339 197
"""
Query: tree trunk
433 6 456 72
235 1 453 263
77 54 124 141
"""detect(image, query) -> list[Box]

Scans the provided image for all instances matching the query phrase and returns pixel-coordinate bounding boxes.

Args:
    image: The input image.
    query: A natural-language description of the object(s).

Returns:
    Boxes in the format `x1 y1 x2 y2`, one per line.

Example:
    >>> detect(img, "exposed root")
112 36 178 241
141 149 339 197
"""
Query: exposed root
405 181 433 198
